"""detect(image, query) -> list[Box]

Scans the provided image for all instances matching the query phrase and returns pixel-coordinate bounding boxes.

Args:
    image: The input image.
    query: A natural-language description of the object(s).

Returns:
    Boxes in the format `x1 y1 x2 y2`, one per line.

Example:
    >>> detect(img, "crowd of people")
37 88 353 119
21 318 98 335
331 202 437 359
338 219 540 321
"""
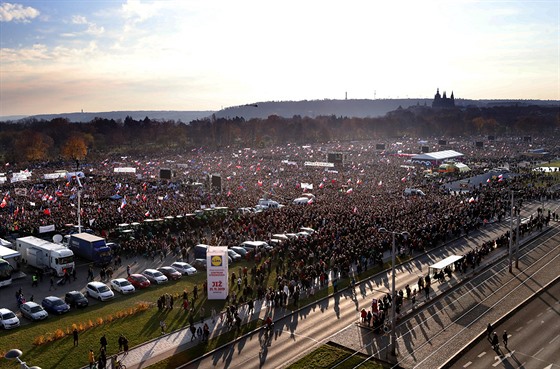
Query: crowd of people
1 138 558 310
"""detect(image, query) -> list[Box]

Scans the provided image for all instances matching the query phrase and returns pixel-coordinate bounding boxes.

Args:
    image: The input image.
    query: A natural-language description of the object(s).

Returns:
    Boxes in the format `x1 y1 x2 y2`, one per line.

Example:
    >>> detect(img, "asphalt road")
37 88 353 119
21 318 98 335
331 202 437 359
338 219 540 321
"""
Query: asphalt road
449 279 560 369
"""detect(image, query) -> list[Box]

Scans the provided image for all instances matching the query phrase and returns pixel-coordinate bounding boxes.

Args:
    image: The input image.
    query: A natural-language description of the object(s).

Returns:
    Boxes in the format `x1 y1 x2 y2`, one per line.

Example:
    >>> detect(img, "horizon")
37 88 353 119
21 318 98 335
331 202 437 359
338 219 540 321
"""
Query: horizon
1 1 559 117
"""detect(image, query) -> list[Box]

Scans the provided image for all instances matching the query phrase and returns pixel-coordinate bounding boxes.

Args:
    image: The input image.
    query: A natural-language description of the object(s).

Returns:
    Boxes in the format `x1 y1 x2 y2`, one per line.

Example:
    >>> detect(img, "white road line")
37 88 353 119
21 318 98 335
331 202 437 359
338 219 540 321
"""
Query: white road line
492 358 501 367
535 347 544 356
549 334 559 344
528 319 534 324
463 361 472 368
515 327 523 332
478 352 486 358
537 312 543 317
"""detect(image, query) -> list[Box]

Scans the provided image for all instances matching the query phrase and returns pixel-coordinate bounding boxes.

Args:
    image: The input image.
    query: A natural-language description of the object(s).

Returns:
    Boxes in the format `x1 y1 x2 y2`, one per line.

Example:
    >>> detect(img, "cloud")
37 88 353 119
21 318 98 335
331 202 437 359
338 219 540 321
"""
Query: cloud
69 14 104 36
0 2 40 22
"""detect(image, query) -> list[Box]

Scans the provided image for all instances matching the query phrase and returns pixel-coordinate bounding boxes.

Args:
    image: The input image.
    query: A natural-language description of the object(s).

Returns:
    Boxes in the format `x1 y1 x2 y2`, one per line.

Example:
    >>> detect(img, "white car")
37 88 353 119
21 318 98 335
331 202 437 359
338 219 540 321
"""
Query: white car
228 249 242 262
19 302 48 321
171 261 198 275
0 308 20 329
142 269 168 284
110 278 136 294
86 281 115 301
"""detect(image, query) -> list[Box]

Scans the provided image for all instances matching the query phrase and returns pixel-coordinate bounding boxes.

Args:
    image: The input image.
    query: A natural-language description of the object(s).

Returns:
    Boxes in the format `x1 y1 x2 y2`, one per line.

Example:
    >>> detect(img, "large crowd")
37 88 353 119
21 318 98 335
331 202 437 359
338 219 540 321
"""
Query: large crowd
1 137 559 299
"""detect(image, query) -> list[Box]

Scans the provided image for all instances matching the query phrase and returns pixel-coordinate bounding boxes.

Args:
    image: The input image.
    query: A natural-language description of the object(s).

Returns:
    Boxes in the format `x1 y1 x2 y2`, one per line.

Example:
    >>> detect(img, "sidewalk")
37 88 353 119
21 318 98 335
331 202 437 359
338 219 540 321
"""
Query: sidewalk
93 201 554 369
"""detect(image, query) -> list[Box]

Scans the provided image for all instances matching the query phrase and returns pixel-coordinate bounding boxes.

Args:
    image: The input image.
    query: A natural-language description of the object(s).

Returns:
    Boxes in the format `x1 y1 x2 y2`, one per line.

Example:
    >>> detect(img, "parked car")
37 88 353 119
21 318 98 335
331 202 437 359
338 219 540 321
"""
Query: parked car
142 269 168 285
0 308 20 329
20 302 48 321
191 258 207 270
85 281 115 301
110 278 136 294
65 291 89 308
127 274 151 289
170 261 198 275
157 266 182 281
227 249 242 262
41 296 70 315
241 240 272 252
229 246 247 257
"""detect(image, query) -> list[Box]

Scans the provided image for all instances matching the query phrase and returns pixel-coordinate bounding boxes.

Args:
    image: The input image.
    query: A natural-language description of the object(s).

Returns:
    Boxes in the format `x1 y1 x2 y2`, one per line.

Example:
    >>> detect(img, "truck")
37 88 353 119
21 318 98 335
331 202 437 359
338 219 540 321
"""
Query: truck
15 236 75 277
65 233 112 266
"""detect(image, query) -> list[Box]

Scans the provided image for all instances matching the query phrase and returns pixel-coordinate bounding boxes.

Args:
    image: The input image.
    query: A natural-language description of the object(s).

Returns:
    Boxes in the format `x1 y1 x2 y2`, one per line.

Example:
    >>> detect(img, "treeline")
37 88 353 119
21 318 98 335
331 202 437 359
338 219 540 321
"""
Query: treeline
0 105 558 164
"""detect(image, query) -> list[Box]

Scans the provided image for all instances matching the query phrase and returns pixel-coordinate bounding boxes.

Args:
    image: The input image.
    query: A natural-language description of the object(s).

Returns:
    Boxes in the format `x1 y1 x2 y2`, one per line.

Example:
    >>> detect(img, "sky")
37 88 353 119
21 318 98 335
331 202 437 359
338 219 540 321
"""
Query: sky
0 0 559 117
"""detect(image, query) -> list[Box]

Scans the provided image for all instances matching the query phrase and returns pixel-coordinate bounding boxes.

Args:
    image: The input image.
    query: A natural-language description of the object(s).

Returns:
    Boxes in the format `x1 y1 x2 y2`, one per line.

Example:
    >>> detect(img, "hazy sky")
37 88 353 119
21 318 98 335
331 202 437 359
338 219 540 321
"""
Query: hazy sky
1 0 558 116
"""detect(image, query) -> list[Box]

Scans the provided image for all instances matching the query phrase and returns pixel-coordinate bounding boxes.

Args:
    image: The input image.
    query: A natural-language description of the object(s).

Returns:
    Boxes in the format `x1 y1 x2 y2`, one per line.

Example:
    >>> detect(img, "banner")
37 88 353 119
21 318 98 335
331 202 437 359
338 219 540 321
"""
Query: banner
39 224 56 233
206 246 229 300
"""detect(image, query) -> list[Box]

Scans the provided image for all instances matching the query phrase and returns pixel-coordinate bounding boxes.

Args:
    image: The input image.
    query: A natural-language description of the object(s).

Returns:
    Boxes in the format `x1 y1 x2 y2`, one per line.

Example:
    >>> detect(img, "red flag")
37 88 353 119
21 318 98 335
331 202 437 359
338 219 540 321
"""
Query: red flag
145 210 150 217
43 208 51 215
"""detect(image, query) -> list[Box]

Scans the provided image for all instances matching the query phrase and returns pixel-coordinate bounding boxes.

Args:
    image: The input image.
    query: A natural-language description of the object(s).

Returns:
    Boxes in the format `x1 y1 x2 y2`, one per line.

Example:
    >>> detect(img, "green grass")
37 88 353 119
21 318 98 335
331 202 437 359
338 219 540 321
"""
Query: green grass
286 342 385 369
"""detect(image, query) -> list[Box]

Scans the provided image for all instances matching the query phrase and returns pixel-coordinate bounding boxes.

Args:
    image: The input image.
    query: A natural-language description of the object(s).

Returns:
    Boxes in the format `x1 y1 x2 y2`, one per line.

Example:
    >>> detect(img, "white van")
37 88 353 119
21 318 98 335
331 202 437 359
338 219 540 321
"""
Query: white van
241 241 272 252
293 197 311 205
257 199 280 209
403 188 425 197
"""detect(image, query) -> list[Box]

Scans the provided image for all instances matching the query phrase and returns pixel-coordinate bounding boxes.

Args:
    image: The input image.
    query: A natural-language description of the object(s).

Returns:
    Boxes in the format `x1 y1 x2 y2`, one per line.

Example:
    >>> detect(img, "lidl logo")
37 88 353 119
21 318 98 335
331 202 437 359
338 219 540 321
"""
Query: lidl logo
211 255 222 266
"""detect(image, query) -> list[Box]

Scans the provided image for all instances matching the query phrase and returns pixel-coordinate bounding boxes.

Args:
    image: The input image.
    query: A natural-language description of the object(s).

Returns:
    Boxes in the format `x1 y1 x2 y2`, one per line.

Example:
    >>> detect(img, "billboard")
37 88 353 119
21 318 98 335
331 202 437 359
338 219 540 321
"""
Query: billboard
475 141 484 148
210 174 222 192
327 152 345 165
438 140 447 146
160 168 172 179
206 246 228 300
421 146 430 153
375 143 386 150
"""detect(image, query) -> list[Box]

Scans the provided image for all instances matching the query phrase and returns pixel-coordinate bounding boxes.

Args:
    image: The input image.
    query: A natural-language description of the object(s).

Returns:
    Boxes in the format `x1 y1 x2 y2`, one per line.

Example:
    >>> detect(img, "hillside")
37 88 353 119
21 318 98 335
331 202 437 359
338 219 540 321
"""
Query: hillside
2 98 558 124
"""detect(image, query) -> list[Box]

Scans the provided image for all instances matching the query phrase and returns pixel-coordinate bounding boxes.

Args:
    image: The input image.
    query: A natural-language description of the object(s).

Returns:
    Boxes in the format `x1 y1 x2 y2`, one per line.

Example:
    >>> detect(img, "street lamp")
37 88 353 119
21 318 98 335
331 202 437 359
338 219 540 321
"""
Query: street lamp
4 349 42 369
379 227 410 358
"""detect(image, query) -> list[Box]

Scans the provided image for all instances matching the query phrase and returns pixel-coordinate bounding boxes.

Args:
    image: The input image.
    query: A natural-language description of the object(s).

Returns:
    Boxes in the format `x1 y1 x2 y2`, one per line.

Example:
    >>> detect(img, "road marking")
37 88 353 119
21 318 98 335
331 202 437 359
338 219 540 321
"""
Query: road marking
543 364 552 369
537 312 543 317
493 351 516 367
528 319 534 324
549 334 559 344
515 327 523 332
535 347 544 356
478 352 486 358
462 361 472 368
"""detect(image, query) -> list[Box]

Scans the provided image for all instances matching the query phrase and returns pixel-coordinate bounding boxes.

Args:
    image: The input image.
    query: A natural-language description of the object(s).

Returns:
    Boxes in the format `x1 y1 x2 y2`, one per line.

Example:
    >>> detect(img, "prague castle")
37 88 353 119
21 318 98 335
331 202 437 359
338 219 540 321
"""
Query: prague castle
432 88 455 108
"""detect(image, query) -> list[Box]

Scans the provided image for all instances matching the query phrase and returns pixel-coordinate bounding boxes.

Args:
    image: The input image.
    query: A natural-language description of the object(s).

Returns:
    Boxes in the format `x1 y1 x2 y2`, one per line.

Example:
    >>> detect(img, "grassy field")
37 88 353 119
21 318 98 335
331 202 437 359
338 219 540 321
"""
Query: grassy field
0 252 398 369
286 342 386 369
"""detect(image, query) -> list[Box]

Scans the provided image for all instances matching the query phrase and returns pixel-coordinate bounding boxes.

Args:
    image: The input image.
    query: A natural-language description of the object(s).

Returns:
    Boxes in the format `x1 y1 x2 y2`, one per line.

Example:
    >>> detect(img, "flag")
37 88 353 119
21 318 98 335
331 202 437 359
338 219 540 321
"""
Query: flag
346 188 353 194
43 208 51 215
0 199 6 208
487 178 491 183
55 189 63 197
319 182 324 189
378 180 383 186
353 206 358 213
469 197 475 203
227 190 232 197
145 210 150 217
401 177 406 182
257 180 263 187
356 179 363 185
120 197 127 209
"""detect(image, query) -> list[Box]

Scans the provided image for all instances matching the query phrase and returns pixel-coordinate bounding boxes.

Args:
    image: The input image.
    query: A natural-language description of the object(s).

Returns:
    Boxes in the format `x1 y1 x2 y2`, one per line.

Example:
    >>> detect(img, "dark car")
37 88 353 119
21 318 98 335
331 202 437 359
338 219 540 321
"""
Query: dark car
41 296 70 315
157 266 182 281
65 290 89 308
191 258 207 270
127 273 151 289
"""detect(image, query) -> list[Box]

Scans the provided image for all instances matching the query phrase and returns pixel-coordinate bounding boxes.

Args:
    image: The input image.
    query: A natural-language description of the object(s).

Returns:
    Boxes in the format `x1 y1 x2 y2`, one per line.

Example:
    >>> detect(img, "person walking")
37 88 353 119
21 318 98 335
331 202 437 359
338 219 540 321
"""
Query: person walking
49 276 55 291
491 332 500 350
118 334 125 352
502 330 508 348
160 319 166 335
88 348 95 369
100 334 108 352
487 323 493 339
31 274 38 287
73 328 79 346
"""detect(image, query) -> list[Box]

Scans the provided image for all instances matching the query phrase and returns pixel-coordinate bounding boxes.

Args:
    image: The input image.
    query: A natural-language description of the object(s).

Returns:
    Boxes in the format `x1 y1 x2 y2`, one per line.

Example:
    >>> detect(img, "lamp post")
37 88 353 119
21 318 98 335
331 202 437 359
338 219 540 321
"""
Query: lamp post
4 349 42 369
379 227 409 358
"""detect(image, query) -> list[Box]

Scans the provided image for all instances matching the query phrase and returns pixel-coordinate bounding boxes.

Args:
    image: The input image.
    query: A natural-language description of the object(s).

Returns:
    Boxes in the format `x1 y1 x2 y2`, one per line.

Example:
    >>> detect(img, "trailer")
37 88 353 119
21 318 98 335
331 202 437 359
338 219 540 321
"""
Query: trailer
66 233 112 266
15 236 74 277
0 242 21 271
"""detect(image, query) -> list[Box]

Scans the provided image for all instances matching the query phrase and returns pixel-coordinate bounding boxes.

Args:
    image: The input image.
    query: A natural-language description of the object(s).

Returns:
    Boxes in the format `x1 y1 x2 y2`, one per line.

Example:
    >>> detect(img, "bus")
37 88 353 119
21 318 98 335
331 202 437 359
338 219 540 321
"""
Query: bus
0 259 14 287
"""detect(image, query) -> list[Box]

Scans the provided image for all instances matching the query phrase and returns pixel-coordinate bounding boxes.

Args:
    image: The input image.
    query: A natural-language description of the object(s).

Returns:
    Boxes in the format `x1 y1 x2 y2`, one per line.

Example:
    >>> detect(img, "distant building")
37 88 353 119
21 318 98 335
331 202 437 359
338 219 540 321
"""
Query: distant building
432 88 455 108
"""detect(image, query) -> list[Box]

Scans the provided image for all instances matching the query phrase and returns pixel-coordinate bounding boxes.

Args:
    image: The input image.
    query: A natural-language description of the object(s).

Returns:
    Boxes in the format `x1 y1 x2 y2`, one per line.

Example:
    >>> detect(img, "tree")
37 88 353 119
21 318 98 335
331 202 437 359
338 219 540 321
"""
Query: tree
61 136 88 169
15 131 53 162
